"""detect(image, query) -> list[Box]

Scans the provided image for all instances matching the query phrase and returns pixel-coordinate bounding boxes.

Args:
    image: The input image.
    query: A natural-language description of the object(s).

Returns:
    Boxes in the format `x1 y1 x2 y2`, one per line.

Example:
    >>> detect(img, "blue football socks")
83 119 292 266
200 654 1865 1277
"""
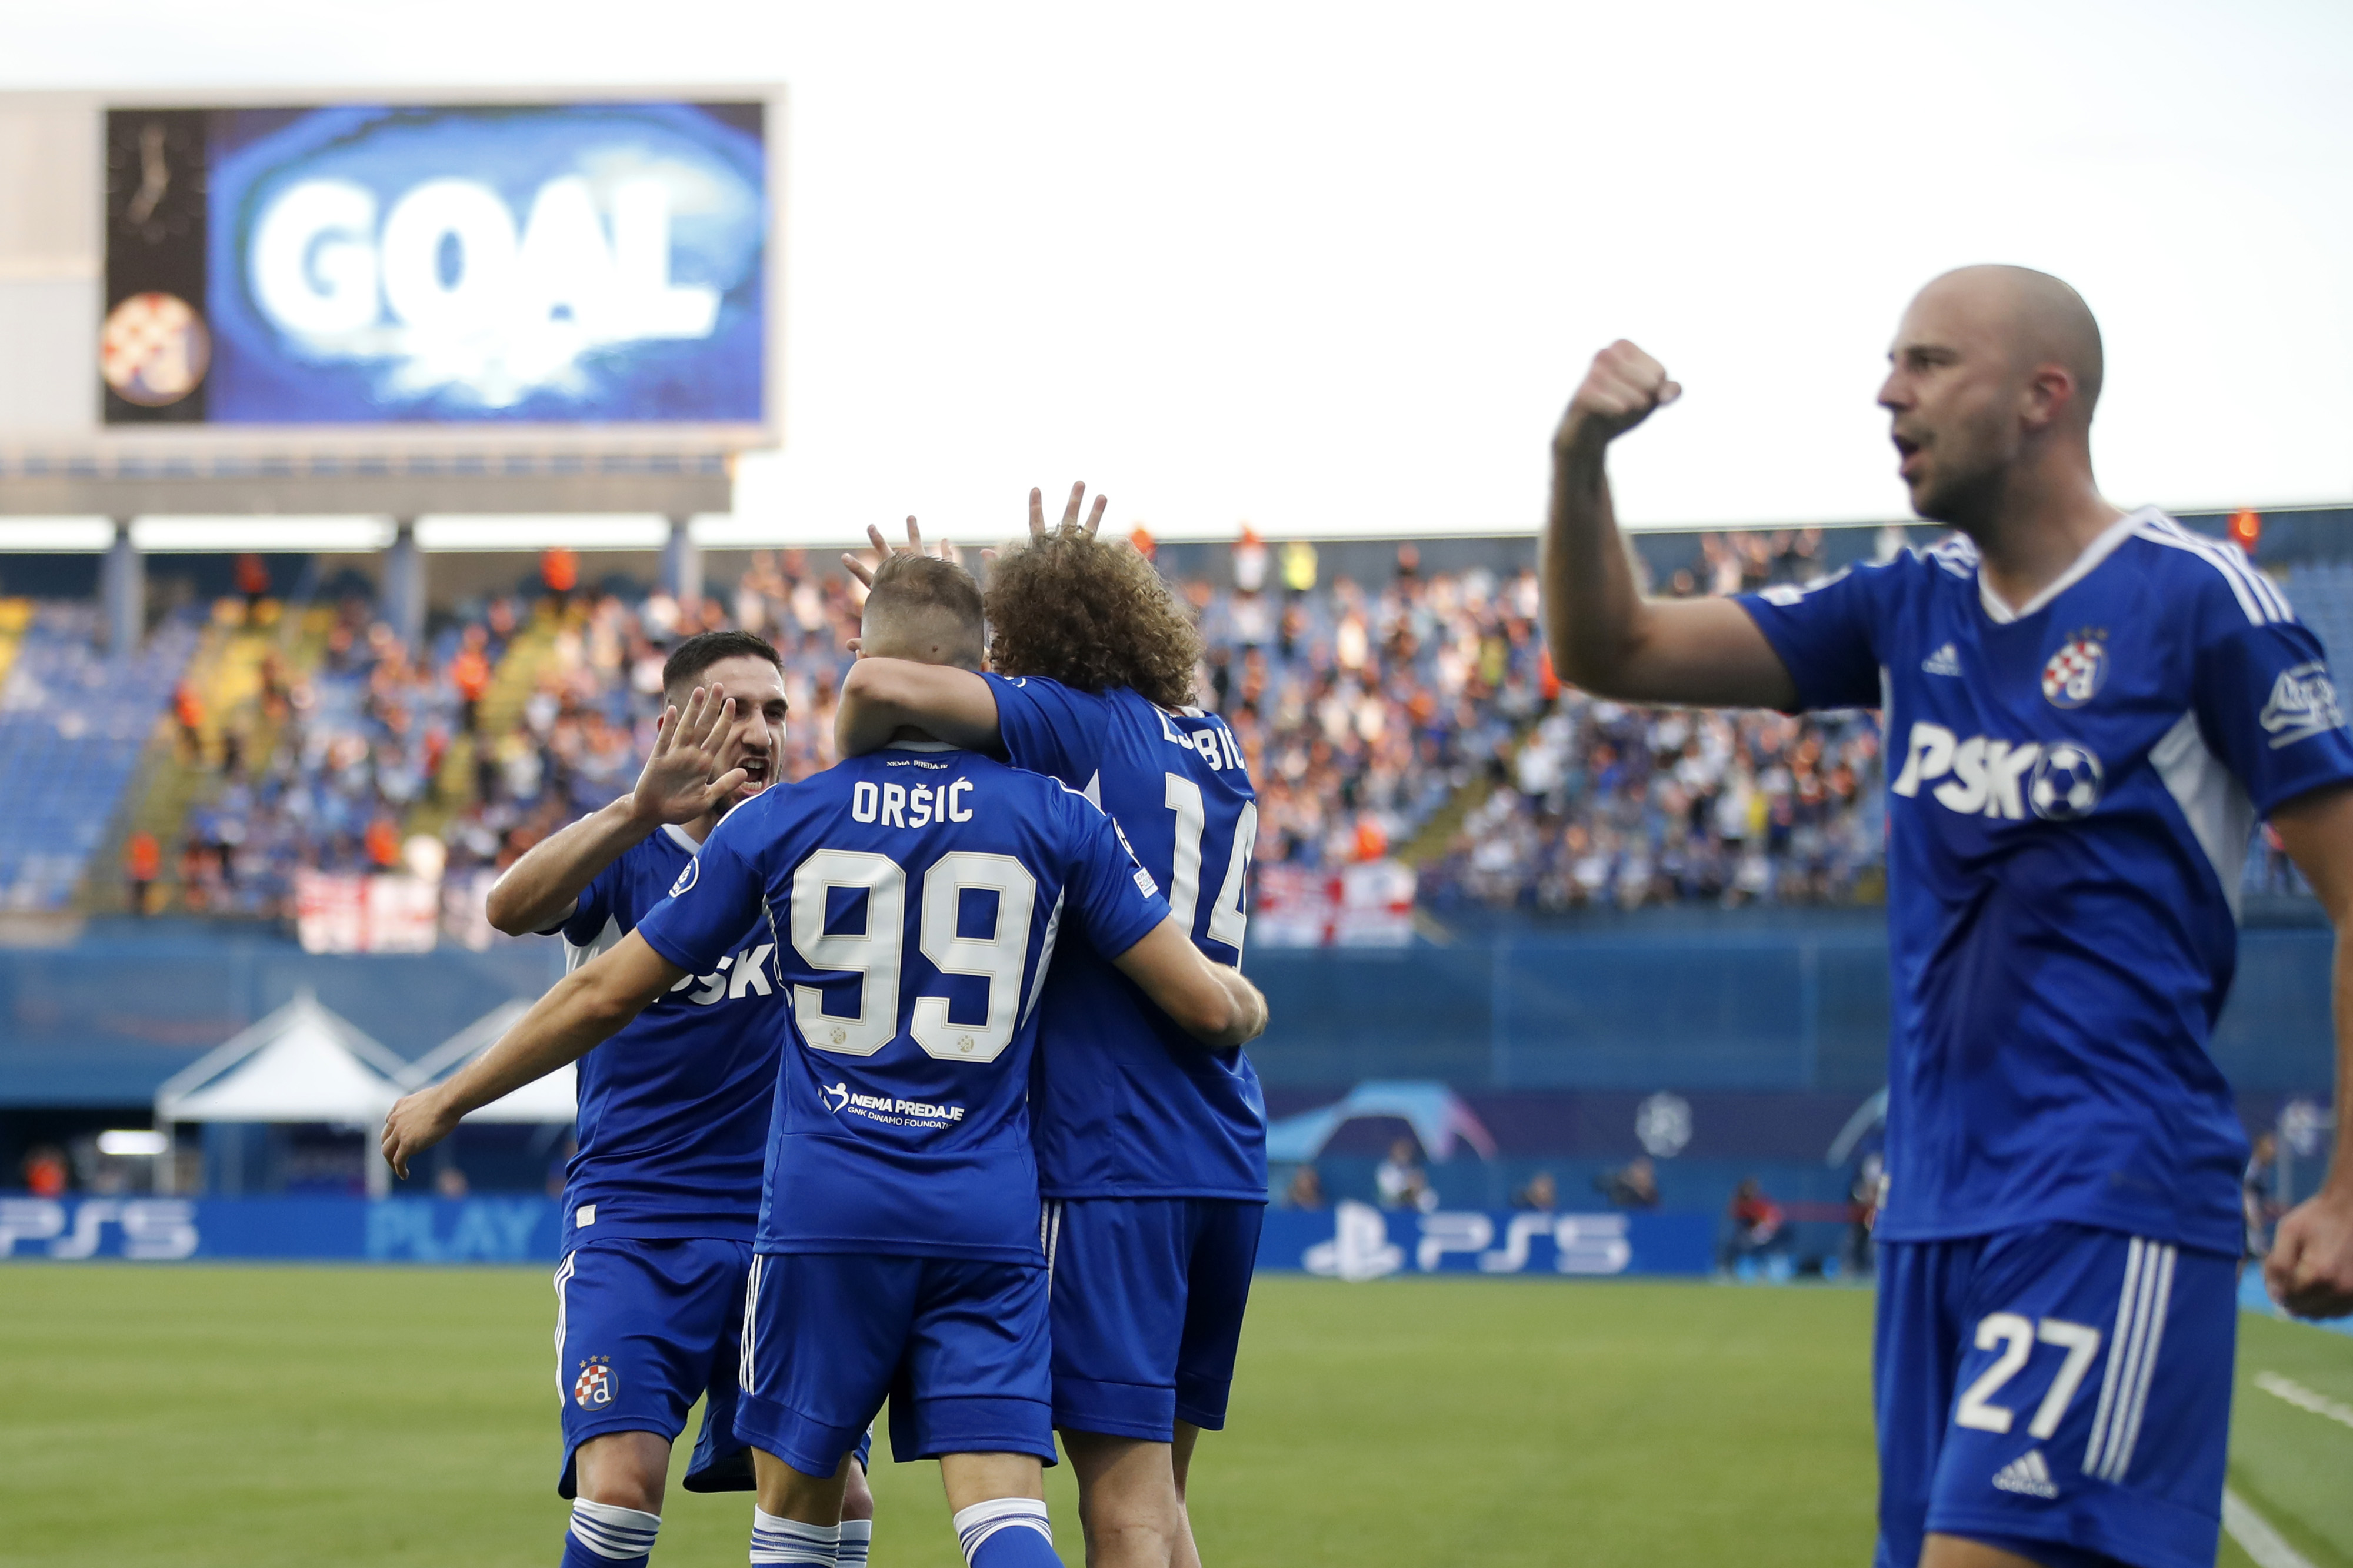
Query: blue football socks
952 1497 1058 1567
561 1499 659 1567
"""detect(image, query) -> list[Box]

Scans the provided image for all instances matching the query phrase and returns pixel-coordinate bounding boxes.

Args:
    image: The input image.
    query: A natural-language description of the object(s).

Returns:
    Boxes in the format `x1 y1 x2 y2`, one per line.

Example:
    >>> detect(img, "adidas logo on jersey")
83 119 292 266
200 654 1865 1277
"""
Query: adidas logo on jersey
1990 1450 2059 1500
1921 643 1962 676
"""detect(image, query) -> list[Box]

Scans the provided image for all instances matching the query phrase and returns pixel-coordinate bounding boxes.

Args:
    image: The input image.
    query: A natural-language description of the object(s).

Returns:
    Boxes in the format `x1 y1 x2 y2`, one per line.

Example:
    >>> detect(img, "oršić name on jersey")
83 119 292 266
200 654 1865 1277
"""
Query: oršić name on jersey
819 1079 966 1130
1889 722 2105 823
852 775 974 829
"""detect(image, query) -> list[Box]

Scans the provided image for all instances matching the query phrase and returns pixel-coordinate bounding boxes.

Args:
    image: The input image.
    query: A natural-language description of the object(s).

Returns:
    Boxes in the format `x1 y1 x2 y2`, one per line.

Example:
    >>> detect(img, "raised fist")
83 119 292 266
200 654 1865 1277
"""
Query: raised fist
1555 340 1682 454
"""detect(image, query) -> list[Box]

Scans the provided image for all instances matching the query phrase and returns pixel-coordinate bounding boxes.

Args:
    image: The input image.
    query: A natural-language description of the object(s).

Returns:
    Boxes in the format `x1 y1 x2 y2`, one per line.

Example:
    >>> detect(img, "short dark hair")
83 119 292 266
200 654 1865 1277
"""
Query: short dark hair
863 554 986 666
662 629 784 699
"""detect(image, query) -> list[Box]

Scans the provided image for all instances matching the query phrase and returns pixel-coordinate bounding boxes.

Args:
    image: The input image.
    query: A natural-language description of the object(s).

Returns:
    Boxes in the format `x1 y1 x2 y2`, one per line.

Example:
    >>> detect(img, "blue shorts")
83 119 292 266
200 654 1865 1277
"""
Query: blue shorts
1044 1197 1264 1442
735 1250 1054 1476
555 1237 778 1497
1874 1225 2234 1568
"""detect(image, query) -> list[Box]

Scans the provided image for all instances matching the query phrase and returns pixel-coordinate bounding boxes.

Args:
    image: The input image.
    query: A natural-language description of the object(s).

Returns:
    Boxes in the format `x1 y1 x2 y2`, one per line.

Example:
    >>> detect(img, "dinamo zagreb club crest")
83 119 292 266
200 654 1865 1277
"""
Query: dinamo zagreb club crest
2041 632 2108 708
574 1356 615 1409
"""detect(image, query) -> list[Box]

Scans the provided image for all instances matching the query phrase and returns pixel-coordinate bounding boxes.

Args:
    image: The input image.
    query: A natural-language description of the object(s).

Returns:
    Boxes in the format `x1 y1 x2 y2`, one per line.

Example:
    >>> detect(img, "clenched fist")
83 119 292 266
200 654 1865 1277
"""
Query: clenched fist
1555 340 1682 456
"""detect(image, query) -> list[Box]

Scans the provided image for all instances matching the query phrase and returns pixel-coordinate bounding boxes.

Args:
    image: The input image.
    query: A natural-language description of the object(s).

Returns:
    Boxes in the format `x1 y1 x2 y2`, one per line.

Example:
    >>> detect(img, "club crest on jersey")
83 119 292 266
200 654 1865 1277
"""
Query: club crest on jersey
2041 630 2108 708
574 1356 615 1409
669 858 699 897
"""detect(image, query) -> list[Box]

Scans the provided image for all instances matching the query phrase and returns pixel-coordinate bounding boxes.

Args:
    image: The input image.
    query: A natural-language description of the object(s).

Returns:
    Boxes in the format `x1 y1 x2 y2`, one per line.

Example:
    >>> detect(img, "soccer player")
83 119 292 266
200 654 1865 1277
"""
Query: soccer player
834 488 1265 1568
1540 266 2353 1568
386 553 1267 1568
393 629 875 1568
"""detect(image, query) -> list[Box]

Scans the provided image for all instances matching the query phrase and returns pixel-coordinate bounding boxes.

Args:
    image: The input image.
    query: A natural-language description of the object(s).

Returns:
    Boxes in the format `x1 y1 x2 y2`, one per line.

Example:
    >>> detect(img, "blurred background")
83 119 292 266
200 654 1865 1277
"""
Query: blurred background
0 1 2345 1276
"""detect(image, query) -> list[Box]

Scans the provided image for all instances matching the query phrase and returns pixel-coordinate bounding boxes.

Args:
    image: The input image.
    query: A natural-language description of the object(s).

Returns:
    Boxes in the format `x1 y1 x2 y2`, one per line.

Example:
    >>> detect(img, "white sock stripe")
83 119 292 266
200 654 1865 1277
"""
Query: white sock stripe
569 1499 661 1559
750 1506 840 1565
2108 1243 2176 1481
2083 1236 2145 1477
953 1497 1053 1560
836 1517 872 1568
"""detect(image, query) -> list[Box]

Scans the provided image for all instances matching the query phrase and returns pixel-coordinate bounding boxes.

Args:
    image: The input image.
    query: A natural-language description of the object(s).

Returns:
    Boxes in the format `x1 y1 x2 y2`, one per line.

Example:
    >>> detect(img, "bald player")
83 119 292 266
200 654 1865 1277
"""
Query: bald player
1542 265 2353 1568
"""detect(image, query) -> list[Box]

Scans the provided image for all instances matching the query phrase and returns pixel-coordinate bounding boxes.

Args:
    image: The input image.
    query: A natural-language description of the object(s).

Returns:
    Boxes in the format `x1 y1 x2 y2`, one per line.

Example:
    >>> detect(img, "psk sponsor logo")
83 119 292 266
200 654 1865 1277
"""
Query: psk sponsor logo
2259 661 2347 749
669 857 699 897
573 1356 615 1409
1889 723 2103 822
2029 743 2105 822
2041 630 2109 708
1991 1449 2059 1500
1921 642 1962 677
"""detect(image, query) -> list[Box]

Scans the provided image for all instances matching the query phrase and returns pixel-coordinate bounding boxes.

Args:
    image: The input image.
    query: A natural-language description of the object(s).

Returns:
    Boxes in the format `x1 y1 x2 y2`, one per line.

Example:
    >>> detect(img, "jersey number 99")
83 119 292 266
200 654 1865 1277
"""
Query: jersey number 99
786 849 1039 1064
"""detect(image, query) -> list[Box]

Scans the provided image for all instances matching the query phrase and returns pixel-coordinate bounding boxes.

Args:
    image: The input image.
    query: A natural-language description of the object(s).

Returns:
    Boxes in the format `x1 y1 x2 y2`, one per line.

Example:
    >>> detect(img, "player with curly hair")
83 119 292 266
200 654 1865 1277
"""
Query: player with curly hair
836 489 1265 1568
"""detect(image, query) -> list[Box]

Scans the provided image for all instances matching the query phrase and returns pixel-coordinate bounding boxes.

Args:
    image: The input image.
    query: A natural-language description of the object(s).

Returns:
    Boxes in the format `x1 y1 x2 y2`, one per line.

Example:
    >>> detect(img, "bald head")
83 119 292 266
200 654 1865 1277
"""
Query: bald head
1917 265 2104 425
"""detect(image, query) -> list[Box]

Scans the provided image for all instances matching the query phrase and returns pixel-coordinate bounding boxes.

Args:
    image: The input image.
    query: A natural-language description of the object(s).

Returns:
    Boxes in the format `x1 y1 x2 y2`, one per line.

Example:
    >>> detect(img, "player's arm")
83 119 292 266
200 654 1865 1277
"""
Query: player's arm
1542 342 1800 708
381 933 685 1179
1110 918 1268 1049
2263 783 2353 1319
835 658 1002 758
484 685 745 934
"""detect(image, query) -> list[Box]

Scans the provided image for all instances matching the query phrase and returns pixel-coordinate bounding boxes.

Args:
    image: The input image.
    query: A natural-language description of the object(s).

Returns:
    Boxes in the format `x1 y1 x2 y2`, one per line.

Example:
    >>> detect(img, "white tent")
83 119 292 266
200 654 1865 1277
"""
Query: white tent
398 1000 578 1126
153 992 408 1196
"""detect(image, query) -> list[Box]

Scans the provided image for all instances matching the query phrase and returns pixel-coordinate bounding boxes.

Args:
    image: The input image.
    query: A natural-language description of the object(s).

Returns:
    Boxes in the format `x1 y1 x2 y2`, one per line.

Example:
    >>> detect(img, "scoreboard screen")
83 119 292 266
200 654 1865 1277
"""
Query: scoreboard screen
102 101 769 428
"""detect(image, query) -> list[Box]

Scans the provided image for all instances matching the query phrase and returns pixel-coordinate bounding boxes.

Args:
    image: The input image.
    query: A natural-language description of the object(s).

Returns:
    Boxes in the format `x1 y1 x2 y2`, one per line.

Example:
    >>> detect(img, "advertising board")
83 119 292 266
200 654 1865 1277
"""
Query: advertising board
101 100 769 430
0 1196 1712 1276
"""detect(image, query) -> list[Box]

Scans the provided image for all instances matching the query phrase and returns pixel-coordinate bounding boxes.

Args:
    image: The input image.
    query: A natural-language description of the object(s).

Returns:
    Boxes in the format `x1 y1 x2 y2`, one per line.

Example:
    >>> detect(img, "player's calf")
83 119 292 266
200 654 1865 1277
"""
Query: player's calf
1064 1429 1186 1568
943 1452 1058 1568
564 1431 671 1567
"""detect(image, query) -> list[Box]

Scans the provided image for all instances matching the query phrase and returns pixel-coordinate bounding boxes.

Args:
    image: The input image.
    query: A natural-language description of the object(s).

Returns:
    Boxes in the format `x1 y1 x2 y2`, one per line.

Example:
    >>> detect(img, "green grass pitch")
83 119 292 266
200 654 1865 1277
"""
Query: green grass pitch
1 1266 2347 1566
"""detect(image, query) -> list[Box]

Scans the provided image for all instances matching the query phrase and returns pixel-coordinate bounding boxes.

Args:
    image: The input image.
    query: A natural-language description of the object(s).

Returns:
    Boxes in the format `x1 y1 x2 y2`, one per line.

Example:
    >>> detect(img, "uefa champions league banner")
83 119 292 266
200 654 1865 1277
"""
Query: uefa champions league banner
1 1197 1712 1274
102 101 767 424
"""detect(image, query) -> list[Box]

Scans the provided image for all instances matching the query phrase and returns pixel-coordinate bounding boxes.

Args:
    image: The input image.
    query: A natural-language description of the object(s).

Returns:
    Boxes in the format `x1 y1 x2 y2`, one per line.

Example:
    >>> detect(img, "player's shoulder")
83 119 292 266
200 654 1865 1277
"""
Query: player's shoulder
2114 506 2295 630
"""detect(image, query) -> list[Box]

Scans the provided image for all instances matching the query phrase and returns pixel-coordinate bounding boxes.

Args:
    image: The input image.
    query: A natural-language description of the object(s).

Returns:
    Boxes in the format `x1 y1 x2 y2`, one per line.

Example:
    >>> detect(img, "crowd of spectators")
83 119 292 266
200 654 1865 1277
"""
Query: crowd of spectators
157 523 1894 925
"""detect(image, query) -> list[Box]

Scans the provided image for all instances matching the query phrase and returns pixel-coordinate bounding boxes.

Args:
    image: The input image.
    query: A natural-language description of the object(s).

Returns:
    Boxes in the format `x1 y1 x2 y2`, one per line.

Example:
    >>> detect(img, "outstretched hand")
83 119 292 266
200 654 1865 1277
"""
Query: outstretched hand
381 1087 459 1181
1031 481 1106 543
841 516 956 590
631 683 744 826
1555 340 1682 455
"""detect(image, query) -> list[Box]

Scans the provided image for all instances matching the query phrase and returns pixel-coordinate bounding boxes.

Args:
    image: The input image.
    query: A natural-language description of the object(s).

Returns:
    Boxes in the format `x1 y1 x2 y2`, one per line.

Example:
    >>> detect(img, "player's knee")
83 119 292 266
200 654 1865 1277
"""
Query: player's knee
841 1458 876 1522
574 1434 668 1514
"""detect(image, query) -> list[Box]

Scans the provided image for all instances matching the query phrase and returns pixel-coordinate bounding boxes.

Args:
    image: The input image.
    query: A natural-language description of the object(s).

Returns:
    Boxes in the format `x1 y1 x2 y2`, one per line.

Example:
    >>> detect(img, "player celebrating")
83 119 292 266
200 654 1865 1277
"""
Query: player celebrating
386 553 1267 1568
399 630 875 1568
834 487 1265 1568
1541 266 2353 1568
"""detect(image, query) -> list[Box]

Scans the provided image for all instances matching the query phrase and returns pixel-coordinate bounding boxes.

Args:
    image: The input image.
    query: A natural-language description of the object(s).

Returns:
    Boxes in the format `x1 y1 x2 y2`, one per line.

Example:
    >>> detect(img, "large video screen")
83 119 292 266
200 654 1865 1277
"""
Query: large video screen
102 102 768 426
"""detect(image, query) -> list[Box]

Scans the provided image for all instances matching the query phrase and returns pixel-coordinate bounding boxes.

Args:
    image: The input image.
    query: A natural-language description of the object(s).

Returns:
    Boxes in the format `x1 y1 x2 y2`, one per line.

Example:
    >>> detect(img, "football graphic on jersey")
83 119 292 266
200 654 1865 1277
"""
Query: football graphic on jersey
574 1359 615 1408
2030 743 2105 821
2041 635 2108 708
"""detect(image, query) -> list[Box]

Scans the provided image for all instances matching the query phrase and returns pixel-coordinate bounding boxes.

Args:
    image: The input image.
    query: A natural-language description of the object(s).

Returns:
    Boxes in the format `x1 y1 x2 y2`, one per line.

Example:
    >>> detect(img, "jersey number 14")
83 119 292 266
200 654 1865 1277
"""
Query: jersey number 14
1163 773 1254 958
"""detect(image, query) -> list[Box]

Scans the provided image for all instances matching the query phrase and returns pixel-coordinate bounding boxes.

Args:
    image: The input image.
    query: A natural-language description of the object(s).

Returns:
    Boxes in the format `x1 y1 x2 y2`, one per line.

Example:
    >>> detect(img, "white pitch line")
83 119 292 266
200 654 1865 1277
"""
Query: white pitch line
2254 1371 2353 1433
2224 1489 2317 1568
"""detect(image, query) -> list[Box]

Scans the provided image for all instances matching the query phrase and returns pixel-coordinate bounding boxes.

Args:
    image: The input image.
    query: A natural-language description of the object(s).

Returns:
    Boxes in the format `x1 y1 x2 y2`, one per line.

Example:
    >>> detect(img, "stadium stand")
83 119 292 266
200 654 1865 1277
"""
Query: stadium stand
0 601 201 911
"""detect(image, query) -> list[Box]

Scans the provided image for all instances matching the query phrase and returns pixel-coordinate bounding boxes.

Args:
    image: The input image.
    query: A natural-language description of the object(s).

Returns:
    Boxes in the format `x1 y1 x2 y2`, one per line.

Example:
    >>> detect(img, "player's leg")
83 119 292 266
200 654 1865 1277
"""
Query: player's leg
555 1241 738 1567
900 1257 1061 1567
1162 1199 1262 1568
1045 1198 1199 1566
837 1456 876 1568
1917 1225 2235 1568
1169 1421 1204 1568
734 1252 915 1567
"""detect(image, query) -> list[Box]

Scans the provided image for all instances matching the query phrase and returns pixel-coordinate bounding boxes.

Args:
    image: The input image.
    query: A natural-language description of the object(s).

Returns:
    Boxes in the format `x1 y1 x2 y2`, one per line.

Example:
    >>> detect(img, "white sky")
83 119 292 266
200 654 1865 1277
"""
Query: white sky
6 0 2350 541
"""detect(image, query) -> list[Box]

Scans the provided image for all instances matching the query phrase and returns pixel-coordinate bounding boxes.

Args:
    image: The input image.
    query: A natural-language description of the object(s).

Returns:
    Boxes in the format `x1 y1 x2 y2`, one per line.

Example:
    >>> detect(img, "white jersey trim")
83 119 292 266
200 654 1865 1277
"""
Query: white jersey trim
564 914 625 973
2134 513 2291 625
661 823 704 853
2148 710 2255 923
1977 509 2147 624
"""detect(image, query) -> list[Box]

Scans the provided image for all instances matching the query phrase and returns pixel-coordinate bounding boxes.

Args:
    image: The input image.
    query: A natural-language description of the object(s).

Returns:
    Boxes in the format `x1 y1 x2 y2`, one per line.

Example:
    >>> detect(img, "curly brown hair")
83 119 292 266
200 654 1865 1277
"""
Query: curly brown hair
985 529 1202 709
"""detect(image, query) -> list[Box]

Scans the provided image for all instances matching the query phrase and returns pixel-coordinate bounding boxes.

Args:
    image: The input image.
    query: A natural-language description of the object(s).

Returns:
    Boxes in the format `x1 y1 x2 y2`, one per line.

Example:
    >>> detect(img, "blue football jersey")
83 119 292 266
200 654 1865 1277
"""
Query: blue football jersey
554 825 784 1249
1739 506 2353 1255
983 675 1268 1201
634 742 1172 1264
